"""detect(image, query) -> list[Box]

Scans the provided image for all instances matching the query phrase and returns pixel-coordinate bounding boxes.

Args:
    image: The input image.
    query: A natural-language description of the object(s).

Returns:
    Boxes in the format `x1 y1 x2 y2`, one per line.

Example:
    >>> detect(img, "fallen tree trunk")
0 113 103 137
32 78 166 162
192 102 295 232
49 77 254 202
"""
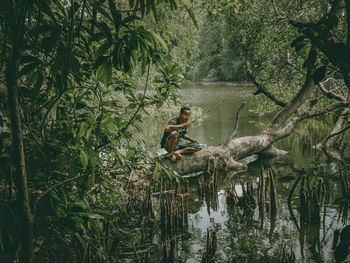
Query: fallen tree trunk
162 133 280 175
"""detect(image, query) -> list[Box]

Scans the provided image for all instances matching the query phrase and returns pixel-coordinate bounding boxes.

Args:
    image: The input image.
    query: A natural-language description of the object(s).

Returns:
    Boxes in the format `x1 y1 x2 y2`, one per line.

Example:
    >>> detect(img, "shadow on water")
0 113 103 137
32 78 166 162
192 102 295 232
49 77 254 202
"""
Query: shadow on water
123 82 350 262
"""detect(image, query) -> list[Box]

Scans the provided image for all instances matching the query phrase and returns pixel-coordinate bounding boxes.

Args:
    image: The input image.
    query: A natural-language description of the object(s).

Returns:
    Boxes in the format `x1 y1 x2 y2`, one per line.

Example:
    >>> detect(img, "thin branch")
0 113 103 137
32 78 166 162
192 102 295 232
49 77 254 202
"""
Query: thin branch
133 243 141 263
271 100 350 141
318 80 345 102
246 59 287 107
225 102 246 146
325 124 350 140
267 47 316 130
298 100 350 120
270 0 285 20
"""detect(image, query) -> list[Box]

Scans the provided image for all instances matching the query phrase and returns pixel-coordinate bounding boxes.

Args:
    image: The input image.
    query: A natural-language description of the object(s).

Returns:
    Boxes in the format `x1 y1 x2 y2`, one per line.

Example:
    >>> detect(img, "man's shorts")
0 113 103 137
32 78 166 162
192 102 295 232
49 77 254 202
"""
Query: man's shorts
163 131 202 152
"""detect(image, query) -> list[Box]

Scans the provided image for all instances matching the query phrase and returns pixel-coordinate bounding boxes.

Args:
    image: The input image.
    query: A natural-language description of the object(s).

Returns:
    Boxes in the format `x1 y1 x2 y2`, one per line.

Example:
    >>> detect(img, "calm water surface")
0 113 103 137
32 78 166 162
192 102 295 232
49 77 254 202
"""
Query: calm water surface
138 82 350 263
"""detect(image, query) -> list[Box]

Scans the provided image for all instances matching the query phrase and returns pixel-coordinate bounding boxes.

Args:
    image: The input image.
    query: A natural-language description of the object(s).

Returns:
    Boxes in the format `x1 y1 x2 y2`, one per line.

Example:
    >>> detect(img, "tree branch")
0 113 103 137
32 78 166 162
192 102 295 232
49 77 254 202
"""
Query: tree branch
245 59 287 107
297 100 350 120
267 48 316 130
317 81 345 102
325 124 350 141
225 102 246 146
290 0 348 76
271 100 350 141
270 0 285 20
315 107 349 149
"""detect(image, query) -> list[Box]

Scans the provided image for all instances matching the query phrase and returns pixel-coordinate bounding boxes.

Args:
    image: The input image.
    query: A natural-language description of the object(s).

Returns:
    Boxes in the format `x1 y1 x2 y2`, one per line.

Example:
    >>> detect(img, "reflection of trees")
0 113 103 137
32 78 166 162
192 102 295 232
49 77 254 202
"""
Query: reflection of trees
223 161 284 261
257 167 278 236
334 165 349 225
287 164 331 262
150 155 348 262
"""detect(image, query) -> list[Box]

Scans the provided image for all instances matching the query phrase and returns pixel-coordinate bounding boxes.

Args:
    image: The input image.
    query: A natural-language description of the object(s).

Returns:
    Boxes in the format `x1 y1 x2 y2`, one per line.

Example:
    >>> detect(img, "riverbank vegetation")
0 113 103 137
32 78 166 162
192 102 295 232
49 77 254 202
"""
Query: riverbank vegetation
1 0 350 262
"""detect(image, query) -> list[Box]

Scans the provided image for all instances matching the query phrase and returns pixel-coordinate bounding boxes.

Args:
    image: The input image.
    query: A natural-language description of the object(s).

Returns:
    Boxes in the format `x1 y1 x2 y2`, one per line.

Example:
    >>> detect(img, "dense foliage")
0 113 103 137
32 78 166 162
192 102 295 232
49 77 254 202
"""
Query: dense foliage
189 16 246 81
1 0 350 262
0 0 194 262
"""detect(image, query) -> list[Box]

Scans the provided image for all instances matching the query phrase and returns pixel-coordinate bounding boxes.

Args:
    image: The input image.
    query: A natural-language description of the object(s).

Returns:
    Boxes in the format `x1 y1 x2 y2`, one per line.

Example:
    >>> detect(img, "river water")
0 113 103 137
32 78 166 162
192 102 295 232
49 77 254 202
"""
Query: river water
137 82 350 263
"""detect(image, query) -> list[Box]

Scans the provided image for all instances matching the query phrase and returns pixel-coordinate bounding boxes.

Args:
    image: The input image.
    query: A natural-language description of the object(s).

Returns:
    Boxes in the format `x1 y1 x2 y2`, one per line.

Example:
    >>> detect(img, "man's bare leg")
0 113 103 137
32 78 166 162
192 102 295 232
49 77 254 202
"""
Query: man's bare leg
174 147 201 160
167 135 178 162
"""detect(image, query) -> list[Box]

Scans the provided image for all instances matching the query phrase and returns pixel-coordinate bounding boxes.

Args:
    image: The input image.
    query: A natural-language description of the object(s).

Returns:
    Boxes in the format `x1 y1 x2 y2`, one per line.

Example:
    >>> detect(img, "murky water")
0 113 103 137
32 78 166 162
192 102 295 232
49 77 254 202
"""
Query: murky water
135 82 350 263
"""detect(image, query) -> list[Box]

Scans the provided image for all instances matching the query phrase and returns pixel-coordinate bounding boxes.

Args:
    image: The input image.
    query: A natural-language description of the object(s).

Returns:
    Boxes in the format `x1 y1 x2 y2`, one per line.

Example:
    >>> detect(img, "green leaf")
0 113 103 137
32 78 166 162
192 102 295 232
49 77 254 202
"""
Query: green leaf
86 213 105 220
91 4 113 21
96 21 112 39
153 162 162 182
126 150 135 160
69 55 81 73
128 0 135 8
97 58 112 86
21 55 41 64
94 55 108 69
186 8 198 29
78 122 89 139
96 41 112 57
80 149 89 168
150 31 168 53
52 47 67 73
151 1 158 21
19 61 40 76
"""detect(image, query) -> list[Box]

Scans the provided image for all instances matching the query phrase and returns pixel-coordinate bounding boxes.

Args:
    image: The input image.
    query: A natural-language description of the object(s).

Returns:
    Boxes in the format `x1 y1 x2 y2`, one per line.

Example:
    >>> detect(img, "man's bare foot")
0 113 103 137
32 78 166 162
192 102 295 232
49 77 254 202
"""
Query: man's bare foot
174 152 183 160
169 153 177 162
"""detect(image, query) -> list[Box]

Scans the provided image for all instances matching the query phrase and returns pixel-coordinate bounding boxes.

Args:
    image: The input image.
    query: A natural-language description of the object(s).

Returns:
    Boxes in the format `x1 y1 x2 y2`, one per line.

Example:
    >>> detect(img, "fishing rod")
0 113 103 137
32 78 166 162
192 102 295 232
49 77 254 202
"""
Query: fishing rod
189 92 237 125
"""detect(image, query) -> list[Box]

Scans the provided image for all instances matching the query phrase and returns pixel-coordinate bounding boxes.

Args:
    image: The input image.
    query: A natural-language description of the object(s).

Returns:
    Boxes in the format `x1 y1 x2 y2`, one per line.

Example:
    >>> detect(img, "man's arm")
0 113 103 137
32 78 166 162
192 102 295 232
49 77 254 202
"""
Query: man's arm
183 133 198 143
165 123 190 132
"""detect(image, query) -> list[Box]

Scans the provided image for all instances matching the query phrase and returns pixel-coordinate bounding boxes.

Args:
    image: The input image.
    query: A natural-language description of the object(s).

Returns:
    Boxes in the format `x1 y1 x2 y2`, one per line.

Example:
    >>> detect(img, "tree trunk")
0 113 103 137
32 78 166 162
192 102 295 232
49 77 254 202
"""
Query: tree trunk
6 47 34 263
162 131 286 175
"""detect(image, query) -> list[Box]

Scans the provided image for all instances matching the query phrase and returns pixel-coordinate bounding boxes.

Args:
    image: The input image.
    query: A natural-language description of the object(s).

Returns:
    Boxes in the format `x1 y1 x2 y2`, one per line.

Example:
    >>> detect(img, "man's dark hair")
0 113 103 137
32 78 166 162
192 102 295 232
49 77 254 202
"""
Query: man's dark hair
180 106 190 114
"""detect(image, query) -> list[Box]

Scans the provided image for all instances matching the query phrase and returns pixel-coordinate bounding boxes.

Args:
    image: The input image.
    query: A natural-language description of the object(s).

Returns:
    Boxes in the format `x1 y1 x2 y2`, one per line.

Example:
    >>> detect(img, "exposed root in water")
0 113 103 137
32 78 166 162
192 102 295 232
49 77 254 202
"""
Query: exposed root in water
226 166 279 235
334 165 349 225
287 163 331 259
198 158 218 196
278 242 296 263
201 229 218 263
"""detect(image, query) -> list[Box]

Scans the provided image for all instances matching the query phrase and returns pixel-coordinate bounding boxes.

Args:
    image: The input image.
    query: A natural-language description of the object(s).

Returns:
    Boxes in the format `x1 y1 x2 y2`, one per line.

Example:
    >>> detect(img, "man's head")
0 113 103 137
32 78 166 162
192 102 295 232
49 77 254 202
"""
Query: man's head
179 106 191 123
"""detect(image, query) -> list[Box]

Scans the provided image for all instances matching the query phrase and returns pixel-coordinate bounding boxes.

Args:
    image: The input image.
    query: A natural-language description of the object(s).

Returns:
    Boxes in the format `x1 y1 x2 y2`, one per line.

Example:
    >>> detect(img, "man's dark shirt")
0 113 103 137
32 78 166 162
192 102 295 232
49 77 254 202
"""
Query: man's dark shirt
160 117 187 148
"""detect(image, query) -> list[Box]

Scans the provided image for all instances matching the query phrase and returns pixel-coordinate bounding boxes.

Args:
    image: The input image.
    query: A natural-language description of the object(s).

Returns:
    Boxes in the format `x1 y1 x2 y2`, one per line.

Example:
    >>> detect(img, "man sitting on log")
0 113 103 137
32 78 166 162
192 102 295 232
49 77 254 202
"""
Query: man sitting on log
160 106 202 162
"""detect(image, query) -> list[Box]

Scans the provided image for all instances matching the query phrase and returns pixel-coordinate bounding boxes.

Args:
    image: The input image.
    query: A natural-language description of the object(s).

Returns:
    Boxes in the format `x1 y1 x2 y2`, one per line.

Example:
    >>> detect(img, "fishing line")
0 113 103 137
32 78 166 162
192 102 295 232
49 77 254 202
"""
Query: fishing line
189 92 237 125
